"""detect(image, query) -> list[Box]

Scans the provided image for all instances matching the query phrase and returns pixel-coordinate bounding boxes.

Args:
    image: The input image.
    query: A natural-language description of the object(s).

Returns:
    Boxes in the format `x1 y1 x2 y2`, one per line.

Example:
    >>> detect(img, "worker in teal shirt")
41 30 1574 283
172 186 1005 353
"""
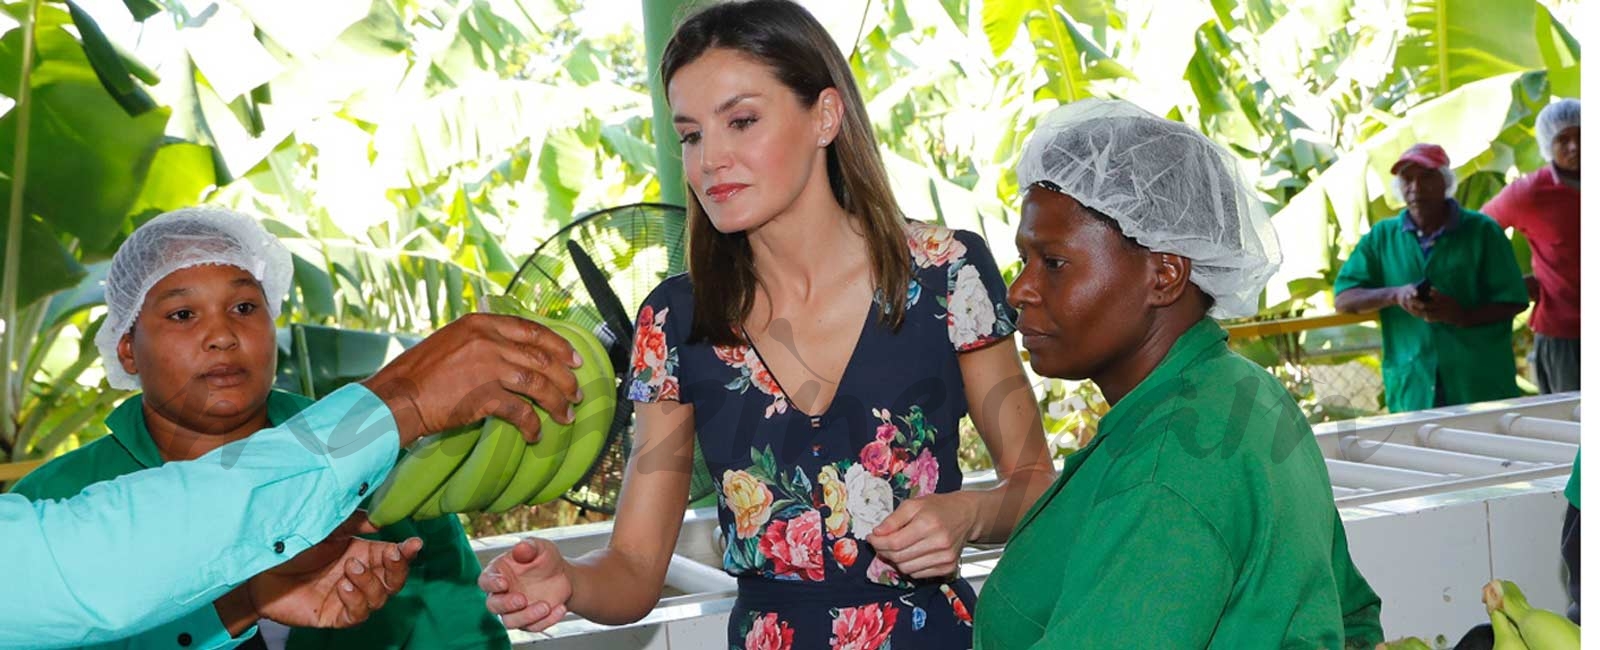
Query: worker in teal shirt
976 100 1383 648
2 383 416 650
0 261 584 646
11 208 510 650
1333 143 1528 412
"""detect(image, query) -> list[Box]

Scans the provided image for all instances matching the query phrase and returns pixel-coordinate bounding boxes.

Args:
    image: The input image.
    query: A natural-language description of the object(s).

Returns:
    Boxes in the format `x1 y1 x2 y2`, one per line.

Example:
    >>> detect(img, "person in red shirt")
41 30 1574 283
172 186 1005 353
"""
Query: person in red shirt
1482 98 1580 393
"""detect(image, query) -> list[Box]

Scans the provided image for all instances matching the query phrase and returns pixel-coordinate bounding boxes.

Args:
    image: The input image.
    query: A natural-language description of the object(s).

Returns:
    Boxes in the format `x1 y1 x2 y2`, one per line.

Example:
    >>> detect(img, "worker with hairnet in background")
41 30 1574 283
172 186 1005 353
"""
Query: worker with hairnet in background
1483 99 1581 395
972 99 1383 649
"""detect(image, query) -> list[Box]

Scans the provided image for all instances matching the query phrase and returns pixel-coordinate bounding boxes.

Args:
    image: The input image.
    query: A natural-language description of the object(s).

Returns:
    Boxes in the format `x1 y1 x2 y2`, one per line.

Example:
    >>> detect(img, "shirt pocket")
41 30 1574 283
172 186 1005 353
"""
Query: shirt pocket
1424 240 1480 304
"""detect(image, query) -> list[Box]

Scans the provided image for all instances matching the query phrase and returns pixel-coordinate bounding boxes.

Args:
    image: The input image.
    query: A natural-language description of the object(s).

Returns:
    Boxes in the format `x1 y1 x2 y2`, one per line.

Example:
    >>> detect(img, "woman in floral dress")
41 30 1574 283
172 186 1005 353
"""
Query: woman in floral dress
479 2 1055 648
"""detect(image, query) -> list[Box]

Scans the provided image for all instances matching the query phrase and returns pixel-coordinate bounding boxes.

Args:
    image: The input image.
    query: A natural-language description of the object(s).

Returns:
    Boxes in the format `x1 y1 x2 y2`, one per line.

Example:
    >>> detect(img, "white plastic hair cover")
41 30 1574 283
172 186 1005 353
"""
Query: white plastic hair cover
1536 98 1580 161
1016 99 1282 318
95 207 293 390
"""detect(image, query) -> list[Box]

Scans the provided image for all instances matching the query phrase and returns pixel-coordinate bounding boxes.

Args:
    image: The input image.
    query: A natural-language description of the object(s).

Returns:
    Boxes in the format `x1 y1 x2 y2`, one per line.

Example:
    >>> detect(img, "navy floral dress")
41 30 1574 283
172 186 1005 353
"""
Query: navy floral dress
626 222 1017 650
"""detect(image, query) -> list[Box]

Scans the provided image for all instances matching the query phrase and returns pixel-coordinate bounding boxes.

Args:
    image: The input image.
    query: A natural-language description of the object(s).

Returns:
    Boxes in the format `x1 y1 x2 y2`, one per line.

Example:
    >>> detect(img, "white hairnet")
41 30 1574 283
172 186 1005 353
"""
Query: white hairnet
1537 99 1580 161
95 207 293 390
1016 99 1282 318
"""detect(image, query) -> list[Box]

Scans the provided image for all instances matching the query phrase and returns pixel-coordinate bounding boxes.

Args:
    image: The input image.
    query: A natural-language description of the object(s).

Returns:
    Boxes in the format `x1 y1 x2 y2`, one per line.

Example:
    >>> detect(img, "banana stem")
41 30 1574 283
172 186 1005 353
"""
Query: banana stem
0 0 43 461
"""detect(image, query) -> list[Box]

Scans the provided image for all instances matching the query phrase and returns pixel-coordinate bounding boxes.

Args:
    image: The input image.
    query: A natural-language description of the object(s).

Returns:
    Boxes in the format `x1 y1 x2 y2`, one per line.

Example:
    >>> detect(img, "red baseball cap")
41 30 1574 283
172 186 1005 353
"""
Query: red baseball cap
1390 143 1451 174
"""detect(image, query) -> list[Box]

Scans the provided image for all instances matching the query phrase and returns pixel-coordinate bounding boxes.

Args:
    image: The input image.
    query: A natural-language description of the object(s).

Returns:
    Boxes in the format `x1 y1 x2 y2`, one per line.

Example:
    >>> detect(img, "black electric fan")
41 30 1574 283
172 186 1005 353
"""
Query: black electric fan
504 202 714 514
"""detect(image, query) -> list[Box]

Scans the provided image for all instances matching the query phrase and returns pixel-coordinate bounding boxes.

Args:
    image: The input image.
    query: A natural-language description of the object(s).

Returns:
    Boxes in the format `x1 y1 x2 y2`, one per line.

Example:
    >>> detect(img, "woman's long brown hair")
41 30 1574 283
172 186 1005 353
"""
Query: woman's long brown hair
661 0 911 346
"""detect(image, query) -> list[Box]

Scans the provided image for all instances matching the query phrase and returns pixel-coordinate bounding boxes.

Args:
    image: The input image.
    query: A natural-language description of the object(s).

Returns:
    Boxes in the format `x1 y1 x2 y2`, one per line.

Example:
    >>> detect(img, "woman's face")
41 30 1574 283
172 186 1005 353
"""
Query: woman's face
118 264 278 433
667 47 836 234
1007 186 1155 380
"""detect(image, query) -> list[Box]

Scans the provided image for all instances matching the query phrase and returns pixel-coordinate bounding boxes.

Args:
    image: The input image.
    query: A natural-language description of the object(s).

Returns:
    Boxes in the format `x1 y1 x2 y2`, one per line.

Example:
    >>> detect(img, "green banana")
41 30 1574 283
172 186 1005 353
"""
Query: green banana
438 412 526 513
484 405 571 512
411 480 450 521
479 295 579 512
526 315 617 506
1490 611 1531 650
365 425 481 527
1484 579 1580 650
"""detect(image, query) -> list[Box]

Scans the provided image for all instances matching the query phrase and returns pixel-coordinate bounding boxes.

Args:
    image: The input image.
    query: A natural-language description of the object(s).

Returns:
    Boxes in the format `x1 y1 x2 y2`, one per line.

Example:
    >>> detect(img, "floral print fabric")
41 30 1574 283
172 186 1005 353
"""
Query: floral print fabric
625 223 1013 649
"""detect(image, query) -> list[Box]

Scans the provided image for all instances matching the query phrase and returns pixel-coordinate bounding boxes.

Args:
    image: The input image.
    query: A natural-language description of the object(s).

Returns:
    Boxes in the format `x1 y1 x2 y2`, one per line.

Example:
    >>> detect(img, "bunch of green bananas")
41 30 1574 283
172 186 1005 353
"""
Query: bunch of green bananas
365 295 619 527
1482 579 1580 650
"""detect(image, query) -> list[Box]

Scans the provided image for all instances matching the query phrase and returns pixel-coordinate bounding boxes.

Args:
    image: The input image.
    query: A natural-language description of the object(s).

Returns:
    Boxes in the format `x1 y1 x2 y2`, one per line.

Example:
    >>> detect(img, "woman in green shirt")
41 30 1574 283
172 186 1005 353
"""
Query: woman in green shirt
12 207 510 650
973 100 1384 648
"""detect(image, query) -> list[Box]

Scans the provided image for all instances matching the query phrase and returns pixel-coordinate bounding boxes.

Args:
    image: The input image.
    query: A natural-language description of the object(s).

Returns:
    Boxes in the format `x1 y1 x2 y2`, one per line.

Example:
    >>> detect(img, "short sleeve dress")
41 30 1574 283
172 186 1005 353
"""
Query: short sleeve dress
626 222 1018 649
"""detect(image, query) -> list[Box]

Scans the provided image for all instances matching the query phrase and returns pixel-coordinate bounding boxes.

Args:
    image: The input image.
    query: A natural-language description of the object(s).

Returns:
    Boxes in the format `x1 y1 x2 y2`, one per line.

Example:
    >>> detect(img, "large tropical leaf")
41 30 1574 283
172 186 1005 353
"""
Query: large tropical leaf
0 216 85 309
1392 0 1550 98
65 0 156 116
1185 20 1263 147
982 0 1130 103
372 79 645 188
0 4 170 256
125 142 220 224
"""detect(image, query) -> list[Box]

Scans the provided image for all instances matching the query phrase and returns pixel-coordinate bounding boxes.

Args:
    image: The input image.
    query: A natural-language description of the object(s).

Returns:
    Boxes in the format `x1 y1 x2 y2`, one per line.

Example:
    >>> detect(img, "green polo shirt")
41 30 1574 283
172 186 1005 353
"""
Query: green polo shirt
974 319 1383 649
11 390 510 650
1333 208 1529 413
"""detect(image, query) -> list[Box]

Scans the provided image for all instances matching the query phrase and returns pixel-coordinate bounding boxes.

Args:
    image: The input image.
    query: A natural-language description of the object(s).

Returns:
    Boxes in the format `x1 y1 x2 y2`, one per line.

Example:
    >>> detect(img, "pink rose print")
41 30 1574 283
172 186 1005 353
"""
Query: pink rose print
860 440 895 477
866 555 905 588
904 449 940 498
829 602 900 650
875 423 897 443
714 343 789 418
759 510 825 581
633 306 668 373
745 613 795 650
630 305 679 401
751 365 784 400
714 343 756 367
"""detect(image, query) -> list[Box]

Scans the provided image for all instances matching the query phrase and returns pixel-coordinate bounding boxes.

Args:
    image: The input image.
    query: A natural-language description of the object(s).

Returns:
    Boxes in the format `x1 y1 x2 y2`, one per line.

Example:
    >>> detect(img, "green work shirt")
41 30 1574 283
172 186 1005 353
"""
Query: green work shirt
11 390 510 650
973 319 1384 649
1332 208 1529 413
1567 450 1580 510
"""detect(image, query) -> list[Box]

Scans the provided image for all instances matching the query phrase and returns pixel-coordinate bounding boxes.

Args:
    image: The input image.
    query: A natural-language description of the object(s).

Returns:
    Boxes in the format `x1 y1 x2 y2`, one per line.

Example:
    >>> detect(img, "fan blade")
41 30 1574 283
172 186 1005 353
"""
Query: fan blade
566 239 635 372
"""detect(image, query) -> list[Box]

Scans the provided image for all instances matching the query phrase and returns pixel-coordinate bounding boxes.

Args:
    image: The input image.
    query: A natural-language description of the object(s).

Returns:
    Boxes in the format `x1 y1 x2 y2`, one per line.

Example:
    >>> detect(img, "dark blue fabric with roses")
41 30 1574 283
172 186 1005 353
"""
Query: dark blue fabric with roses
626 223 1016 650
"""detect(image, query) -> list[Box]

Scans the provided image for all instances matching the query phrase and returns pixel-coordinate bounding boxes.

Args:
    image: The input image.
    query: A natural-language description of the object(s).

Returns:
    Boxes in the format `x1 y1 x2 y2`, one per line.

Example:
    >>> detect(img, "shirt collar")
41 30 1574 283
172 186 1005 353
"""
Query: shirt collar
107 390 312 469
1094 318 1229 439
1400 199 1462 236
1550 164 1581 191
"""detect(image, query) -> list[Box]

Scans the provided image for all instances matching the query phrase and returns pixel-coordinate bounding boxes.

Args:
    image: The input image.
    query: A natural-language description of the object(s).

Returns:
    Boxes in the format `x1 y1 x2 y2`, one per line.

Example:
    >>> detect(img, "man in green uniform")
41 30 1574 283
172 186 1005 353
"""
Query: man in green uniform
11 207 510 650
1333 143 1529 413
976 99 1383 648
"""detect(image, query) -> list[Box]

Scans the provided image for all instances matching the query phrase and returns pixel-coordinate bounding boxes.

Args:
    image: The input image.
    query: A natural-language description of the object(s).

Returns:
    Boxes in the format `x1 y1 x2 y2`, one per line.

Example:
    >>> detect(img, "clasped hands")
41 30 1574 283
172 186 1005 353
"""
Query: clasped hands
215 512 423 635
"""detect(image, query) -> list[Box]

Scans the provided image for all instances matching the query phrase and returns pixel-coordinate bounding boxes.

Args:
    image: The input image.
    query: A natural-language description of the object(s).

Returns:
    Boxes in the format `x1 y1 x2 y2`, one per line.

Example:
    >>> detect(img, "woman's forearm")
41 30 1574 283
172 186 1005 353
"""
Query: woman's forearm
962 464 1057 544
565 548 671 625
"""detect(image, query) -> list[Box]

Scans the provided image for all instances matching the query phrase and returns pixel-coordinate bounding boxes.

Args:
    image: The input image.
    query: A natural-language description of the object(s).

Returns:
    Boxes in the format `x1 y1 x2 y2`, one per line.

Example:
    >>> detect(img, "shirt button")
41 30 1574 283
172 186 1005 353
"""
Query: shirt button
358 482 370 497
177 632 192 646
273 540 286 554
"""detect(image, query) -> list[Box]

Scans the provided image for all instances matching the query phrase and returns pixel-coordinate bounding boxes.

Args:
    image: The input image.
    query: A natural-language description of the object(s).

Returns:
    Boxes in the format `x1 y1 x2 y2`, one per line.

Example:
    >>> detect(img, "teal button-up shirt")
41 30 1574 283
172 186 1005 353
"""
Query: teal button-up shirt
11 390 511 650
0 383 401 649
